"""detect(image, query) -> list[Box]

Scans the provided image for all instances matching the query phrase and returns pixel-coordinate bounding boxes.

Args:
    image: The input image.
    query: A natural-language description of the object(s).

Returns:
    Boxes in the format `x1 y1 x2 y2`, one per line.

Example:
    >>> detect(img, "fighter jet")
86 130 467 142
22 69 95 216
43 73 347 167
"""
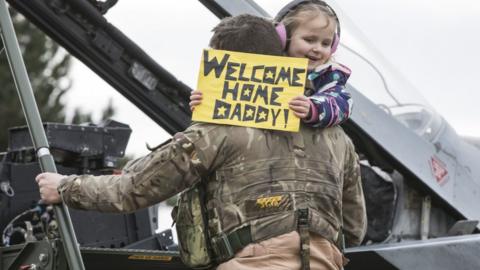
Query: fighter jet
1 0 479 269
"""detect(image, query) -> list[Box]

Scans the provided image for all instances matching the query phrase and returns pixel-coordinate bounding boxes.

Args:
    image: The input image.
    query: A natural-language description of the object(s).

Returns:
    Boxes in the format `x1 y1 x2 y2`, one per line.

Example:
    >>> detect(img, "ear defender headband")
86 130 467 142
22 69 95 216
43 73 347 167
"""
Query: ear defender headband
274 0 341 53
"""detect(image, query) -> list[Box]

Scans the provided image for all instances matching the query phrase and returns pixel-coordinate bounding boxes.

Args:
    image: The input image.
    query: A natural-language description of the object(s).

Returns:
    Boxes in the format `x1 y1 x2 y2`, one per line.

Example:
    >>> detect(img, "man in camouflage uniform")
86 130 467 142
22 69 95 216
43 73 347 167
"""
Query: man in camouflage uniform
36 14 366 270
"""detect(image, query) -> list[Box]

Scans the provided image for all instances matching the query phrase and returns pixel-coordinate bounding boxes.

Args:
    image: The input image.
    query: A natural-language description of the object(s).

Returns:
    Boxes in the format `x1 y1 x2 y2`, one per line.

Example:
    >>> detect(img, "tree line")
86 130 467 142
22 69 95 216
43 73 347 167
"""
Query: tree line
0 9 114 151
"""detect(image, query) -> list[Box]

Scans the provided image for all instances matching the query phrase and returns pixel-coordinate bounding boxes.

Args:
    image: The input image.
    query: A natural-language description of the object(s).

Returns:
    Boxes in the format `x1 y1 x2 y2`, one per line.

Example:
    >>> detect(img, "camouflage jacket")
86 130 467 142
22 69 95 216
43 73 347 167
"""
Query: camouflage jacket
59 122 366 247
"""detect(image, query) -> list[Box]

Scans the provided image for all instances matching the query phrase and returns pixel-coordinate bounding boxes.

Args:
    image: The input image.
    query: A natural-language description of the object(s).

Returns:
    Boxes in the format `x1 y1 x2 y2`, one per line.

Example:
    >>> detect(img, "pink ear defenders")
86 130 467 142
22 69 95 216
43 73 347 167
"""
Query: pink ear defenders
274 0 341 54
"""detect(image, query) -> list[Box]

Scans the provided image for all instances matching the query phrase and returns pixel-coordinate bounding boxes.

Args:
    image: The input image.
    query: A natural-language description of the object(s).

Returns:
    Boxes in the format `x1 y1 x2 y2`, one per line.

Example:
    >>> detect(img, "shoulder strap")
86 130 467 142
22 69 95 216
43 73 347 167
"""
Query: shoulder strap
172 132 216 268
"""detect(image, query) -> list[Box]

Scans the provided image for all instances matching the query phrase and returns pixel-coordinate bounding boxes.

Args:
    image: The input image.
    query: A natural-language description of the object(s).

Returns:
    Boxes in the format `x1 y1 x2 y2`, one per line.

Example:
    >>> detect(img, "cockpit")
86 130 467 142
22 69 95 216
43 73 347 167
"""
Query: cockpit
323 1 445 142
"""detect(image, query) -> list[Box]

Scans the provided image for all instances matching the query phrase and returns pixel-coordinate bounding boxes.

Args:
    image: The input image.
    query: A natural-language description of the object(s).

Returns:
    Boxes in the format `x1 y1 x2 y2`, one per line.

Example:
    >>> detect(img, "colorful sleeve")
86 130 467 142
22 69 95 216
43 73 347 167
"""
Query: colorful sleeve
304 64 353 128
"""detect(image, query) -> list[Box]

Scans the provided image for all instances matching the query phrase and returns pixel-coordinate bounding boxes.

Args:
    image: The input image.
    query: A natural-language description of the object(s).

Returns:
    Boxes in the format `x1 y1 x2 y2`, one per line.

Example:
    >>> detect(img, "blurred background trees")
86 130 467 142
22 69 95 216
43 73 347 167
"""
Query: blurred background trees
0 9 114 151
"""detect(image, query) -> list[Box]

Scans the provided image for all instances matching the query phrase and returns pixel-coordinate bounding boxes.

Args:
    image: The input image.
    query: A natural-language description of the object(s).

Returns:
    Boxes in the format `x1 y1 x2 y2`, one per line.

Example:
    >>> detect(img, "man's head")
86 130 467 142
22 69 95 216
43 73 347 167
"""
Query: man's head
209 14 283 56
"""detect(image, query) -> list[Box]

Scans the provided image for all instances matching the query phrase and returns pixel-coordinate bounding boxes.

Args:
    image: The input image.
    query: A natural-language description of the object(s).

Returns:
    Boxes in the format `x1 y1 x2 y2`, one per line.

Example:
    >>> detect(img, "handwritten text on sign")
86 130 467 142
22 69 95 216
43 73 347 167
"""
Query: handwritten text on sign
192 49 307 132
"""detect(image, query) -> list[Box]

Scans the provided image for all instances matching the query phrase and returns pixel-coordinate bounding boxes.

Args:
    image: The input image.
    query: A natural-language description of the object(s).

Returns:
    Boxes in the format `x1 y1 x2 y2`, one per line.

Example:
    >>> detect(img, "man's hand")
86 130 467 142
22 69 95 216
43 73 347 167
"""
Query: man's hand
289 95 312 119
35 172 64 204
189 90 203 112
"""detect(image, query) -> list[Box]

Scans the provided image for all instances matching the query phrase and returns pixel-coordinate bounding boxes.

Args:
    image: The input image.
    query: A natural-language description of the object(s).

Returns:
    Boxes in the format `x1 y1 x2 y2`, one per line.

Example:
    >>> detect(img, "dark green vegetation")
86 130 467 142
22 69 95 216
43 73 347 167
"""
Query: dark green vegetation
0 9 114 151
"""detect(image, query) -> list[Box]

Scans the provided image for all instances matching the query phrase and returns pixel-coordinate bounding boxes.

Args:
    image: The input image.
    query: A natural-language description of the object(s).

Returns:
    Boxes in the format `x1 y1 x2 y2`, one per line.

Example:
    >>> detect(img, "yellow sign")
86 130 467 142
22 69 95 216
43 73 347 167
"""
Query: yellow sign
192 49 308 132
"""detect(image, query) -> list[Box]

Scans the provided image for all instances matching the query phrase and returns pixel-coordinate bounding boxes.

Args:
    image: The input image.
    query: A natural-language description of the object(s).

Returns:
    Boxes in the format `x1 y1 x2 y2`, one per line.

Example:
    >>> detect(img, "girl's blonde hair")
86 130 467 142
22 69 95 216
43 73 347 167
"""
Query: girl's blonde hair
280 3 338 47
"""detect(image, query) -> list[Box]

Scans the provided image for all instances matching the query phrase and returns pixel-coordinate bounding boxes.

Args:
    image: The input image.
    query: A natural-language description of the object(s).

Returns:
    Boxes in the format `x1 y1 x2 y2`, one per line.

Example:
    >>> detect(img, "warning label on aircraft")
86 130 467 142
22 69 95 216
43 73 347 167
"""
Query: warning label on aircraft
128 254 172 261
430 156 449 185
192 49 307 132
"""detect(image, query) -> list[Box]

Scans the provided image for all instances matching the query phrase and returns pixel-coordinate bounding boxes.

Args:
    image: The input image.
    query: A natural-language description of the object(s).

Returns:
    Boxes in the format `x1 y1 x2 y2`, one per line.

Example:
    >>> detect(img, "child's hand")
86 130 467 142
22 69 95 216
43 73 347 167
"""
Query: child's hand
189 90 203 112
289 96 311 119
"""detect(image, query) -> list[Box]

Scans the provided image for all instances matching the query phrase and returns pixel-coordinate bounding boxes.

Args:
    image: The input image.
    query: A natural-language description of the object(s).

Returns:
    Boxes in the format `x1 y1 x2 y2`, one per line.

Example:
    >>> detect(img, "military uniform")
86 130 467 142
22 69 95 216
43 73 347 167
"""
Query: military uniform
59 122 366 269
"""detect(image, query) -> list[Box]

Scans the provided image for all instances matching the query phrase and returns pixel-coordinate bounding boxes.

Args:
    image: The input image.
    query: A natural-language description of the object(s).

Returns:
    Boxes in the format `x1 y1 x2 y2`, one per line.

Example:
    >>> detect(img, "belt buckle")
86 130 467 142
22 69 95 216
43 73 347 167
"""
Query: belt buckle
298 208 309 225
213 233 234 261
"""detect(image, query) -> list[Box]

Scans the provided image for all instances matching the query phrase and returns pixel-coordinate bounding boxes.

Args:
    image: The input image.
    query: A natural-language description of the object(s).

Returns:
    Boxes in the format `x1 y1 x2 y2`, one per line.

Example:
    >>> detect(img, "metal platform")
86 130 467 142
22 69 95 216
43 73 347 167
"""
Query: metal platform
345 234 480 270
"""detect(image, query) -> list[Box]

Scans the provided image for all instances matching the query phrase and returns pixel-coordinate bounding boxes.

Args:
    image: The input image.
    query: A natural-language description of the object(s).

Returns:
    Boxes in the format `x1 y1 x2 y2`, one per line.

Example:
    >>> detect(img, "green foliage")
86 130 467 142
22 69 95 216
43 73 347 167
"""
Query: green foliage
0 10 68 151
0 10 115 151
70 98 115 124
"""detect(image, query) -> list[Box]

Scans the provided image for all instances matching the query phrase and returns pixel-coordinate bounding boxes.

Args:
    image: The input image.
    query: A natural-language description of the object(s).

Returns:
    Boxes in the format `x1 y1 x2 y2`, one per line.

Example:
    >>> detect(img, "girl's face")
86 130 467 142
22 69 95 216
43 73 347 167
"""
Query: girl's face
287 14 336 70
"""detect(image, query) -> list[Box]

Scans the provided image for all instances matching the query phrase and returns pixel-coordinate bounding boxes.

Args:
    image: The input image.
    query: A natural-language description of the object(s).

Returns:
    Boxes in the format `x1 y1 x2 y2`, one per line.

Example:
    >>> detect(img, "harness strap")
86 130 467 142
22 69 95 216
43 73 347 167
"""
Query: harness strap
211 225 252 263
173 132 215 267
336 227 348 269
298 208 310 270
336 227 345 252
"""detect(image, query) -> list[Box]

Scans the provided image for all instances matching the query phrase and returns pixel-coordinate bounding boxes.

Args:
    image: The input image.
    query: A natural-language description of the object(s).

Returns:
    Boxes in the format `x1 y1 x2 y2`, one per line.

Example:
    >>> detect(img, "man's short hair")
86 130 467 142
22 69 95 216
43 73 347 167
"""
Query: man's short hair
209 14 283 56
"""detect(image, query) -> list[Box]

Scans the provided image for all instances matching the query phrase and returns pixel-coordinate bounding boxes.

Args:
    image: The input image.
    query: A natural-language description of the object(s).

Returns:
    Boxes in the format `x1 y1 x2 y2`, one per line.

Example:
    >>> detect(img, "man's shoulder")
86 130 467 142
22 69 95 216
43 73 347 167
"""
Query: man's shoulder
188 122 223 133
187 122 244 134
303 124 347 136
185 122 257 144
330 126 354 145
305 125 355 151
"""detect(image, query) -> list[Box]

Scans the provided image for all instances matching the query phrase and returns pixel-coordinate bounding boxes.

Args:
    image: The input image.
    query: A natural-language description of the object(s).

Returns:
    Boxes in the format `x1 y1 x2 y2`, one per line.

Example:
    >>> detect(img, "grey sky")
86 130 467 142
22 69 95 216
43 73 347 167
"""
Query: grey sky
64 1 480 156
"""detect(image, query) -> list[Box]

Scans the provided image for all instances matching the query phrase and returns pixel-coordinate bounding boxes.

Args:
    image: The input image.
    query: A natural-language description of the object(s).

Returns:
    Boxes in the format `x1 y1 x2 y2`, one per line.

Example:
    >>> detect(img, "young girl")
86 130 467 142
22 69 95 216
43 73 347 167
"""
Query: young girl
191 0 352 129
278 0 352 128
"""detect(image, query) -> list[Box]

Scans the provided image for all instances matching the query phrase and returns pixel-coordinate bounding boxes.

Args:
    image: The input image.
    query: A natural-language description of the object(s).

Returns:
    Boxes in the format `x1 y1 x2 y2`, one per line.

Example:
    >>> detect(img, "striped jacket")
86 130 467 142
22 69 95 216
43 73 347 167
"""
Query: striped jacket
304 61 353 128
